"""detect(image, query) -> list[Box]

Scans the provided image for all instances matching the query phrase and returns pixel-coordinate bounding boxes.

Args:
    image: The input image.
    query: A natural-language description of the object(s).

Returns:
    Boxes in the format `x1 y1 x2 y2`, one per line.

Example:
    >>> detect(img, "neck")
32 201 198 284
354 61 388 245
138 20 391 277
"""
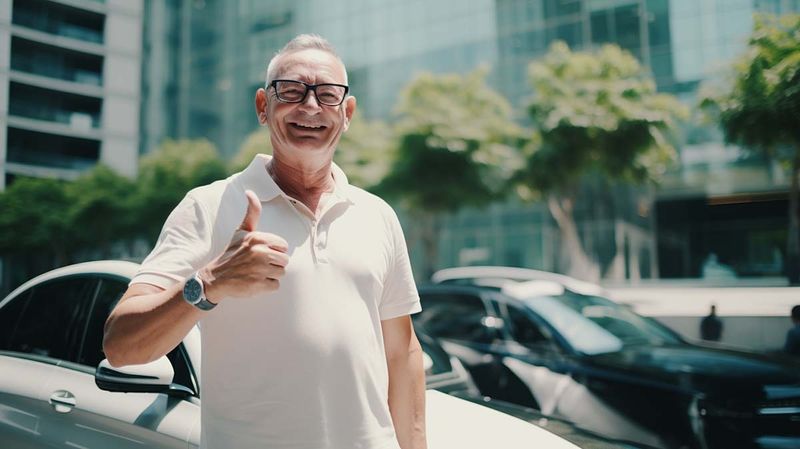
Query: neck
268 157 335 214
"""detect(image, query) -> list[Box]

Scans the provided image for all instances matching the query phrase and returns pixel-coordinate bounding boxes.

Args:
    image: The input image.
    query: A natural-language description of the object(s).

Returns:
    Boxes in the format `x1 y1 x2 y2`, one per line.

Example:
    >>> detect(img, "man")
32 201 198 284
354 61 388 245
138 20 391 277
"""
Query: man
103 34 427 449
700 304 723 342
785 305 800 356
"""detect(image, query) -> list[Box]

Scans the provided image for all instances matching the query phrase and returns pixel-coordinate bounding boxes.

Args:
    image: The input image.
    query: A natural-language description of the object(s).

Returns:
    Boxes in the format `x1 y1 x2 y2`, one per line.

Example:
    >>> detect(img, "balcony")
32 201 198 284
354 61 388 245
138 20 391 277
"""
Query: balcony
6 127 100 172
12 0 105 44
8 82 103 136
10 36 104 89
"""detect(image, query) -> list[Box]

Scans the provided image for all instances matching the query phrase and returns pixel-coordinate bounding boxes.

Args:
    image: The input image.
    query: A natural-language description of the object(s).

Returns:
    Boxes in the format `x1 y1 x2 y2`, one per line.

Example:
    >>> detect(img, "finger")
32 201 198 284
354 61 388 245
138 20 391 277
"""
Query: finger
265 265 286 279
269 251 290 268
250 244 290 268
238 190 262 232
261 278 280 291
247 232 289 253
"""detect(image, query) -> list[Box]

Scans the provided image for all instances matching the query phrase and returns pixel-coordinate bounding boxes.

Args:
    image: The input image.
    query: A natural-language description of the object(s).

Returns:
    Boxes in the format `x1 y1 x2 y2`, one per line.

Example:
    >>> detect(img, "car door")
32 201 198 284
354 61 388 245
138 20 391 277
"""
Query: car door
494 301 577 415
40 275 200 449
0 275 98 449
416 289 535 405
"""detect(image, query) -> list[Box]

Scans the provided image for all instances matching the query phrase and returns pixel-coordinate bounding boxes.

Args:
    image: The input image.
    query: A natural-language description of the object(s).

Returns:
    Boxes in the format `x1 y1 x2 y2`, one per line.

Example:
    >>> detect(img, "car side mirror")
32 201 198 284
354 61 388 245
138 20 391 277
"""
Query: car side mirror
95 356 191 397
478 316 505 343
481 316 505 329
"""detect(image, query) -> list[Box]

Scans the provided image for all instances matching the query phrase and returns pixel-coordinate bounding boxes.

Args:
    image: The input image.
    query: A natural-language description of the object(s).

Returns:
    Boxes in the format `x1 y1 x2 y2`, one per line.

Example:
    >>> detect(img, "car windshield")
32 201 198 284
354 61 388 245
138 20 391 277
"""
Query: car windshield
522 292 681 355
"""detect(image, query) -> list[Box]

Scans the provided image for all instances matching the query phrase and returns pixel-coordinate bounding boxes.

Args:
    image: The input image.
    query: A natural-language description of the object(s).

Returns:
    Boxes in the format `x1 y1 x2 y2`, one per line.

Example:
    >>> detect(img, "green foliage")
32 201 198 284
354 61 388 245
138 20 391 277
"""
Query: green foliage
230 128 273 174
0 139 227 274
67 165 137 253
136 139 227 241
335 111 394 191
380 68 525 212
0 176 72 257
701 13 800 160
701 13 800 283
518 41 687 197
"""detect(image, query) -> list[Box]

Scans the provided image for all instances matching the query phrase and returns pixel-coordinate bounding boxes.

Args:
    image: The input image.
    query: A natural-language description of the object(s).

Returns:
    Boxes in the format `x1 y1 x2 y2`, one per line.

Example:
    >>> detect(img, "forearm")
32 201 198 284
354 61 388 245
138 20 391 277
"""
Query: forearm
387 344 427 449
103 282 204 367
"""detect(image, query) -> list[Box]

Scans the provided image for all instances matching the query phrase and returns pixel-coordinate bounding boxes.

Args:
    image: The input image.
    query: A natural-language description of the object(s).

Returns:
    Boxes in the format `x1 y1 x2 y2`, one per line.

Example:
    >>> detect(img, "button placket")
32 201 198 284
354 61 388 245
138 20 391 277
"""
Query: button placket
311 220 328 263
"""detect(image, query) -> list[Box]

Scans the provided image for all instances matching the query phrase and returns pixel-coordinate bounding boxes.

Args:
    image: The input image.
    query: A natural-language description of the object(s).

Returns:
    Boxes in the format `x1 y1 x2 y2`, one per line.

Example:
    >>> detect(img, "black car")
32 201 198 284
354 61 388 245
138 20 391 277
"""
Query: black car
414 277 800 449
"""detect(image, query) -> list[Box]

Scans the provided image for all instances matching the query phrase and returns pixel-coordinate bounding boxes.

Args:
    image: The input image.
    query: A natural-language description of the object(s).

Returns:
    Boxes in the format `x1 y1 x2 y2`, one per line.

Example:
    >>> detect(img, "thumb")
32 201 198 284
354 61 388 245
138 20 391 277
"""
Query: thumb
238 190 262 232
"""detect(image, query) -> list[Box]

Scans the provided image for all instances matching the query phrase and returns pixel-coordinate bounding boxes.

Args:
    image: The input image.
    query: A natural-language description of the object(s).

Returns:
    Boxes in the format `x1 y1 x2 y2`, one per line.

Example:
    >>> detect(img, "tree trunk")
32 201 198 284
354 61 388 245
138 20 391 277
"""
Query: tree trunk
547 195 600 282
786 155 800 285
414 211 442 282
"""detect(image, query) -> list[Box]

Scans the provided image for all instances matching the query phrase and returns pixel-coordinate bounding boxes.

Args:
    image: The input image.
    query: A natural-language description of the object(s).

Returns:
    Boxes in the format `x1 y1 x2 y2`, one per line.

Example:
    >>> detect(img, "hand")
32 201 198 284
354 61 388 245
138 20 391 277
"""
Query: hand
200 190 289 301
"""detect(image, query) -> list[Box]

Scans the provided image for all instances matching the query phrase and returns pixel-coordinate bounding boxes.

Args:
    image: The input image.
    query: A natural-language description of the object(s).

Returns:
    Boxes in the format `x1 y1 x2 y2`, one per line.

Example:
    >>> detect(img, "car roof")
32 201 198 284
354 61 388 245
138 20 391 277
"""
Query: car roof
2 260 140 306
417 284 527 308
432 266 606 297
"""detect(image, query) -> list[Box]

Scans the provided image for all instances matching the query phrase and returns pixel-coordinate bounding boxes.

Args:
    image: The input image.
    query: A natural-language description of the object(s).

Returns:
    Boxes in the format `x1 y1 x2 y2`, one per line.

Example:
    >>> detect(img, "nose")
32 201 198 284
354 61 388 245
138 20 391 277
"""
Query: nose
298 88 322 112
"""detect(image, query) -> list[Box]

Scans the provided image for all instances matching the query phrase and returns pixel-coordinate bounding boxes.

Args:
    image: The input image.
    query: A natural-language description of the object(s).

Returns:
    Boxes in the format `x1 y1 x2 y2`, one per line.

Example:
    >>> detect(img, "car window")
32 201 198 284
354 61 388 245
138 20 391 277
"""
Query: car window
0 276 98 363
76 277 199 394
79 277 127 368
0 289 32 350
505 304 551 347
417 293 496 343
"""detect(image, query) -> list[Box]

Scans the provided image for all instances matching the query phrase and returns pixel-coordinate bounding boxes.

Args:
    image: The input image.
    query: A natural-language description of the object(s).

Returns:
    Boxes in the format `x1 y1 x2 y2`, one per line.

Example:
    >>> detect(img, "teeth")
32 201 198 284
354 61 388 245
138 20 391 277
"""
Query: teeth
295 123 323 129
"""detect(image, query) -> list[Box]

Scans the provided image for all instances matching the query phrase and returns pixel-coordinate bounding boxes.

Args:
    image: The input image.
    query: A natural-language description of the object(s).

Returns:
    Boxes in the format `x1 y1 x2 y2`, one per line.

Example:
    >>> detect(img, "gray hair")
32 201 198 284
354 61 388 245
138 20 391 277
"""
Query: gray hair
265 34 347 85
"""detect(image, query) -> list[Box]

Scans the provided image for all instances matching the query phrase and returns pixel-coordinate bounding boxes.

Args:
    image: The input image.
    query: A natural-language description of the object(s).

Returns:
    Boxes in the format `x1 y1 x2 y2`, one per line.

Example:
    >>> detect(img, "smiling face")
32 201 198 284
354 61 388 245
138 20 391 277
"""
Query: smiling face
255 49 356 168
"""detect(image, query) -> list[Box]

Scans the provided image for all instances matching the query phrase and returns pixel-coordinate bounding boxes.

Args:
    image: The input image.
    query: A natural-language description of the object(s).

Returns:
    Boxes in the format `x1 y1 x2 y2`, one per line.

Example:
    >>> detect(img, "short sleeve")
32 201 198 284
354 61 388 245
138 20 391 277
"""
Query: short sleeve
379 206 421 321
131 193 214 289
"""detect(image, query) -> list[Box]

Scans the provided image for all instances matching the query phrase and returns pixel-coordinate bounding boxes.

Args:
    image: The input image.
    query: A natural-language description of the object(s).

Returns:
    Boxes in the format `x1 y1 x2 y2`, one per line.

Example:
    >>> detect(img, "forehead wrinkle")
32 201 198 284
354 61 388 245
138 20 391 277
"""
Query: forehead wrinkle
273 50 348 84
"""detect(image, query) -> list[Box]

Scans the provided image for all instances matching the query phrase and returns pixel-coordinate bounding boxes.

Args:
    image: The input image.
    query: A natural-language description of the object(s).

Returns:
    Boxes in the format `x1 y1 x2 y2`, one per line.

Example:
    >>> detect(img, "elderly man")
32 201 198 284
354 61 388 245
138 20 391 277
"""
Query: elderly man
103 34 426 449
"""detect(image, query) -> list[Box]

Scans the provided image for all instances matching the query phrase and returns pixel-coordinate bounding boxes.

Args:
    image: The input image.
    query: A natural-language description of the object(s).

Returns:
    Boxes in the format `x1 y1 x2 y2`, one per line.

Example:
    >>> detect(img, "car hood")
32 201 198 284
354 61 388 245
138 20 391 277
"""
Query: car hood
451 393 658 449
426 390 580 449
584 344 800 395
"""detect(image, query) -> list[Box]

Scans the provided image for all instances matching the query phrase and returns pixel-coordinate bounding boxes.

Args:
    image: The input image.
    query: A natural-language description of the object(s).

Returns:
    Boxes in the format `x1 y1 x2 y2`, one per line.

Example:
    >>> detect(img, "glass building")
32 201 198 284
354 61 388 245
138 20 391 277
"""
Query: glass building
142 0 799 281
0 0 144 189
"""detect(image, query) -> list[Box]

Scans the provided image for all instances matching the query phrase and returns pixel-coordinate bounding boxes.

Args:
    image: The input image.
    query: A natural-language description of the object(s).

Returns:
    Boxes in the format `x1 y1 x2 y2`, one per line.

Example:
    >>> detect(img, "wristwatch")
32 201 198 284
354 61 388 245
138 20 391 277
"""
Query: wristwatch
183 272 217 311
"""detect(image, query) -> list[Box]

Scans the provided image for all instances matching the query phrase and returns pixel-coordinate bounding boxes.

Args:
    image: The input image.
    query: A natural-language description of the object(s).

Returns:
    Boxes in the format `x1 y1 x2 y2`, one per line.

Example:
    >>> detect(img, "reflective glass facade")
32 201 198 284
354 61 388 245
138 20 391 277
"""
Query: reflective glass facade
143 0 799 281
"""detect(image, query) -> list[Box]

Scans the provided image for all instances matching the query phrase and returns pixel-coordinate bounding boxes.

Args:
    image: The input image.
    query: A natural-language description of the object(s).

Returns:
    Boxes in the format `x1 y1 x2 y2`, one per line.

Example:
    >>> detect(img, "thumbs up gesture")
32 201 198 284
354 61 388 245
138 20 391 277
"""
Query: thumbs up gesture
198 190 289 302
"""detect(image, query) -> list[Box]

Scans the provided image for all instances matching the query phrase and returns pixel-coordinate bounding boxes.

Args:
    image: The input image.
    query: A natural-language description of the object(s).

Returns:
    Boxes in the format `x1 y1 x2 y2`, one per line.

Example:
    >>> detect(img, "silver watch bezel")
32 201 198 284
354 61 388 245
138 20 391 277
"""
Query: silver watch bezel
183 272 205 305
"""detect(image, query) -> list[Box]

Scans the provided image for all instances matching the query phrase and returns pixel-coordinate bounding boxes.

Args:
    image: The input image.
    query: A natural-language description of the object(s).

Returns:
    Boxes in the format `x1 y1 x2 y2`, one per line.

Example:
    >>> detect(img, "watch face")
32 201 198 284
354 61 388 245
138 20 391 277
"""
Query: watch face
183 277 203 304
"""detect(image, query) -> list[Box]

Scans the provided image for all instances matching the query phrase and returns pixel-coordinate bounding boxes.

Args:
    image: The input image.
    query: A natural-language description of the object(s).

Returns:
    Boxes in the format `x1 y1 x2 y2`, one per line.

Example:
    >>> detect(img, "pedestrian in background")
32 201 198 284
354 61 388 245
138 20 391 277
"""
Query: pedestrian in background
784 305 800 356
700 304 723 342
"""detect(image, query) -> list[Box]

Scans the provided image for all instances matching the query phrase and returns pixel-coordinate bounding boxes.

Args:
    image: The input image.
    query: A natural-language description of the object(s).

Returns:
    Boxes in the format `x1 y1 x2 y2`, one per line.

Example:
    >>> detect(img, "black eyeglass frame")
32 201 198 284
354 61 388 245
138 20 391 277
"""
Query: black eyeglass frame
268 79 350 106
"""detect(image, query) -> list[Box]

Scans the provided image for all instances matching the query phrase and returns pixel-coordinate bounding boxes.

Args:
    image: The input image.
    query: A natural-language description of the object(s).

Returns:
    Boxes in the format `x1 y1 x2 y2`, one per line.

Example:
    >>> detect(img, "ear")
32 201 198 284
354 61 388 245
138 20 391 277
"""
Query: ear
255 88 269 125
342 96 357 132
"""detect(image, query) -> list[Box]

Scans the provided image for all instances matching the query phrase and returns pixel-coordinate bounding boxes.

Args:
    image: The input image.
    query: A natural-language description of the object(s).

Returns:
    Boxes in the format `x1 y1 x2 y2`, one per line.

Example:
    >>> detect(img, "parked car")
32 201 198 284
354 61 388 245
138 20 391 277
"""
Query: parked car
417 327 481 396
1 260 641 449
415 266 800 449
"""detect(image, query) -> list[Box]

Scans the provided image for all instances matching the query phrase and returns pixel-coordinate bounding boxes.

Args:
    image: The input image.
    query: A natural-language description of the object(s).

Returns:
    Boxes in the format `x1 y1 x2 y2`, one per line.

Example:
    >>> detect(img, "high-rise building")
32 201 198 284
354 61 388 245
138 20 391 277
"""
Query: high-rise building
143 0 799 281
0 0 143 190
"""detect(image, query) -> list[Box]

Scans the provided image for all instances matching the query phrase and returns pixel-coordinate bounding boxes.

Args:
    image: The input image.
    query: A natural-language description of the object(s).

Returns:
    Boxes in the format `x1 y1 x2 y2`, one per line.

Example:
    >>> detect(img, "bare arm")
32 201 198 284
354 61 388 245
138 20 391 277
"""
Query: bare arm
103 282 203 366
103 190 288 367
382 315 427 449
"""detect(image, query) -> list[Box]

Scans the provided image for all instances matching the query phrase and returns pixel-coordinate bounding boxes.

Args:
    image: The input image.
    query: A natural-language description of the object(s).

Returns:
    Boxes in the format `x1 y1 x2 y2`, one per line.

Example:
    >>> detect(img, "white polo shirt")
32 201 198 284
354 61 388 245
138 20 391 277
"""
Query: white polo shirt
132 154 421 449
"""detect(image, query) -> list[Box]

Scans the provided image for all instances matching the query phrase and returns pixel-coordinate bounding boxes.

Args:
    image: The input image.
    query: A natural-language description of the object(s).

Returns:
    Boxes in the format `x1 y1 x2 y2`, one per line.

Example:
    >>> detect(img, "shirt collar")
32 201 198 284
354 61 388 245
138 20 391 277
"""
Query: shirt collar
238 154 355 204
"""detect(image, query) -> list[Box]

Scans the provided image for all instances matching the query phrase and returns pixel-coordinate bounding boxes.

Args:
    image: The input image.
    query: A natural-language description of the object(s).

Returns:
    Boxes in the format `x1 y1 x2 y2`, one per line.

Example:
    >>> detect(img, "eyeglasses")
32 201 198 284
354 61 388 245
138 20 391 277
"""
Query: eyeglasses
268 79 349 106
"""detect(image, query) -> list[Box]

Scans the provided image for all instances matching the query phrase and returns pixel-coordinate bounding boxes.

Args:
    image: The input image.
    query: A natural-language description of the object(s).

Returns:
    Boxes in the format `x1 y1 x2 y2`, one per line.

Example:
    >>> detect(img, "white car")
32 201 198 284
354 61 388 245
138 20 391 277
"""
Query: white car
0 260 592 449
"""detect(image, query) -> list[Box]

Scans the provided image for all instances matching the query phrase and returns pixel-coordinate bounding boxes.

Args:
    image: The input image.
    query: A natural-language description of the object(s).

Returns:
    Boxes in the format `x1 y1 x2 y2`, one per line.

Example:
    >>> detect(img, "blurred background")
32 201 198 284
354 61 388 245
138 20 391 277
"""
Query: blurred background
1 0 799 348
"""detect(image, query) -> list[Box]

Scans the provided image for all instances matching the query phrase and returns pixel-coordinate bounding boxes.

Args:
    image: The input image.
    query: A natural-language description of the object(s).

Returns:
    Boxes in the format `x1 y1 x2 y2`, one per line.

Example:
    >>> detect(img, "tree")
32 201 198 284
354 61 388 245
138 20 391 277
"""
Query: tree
701 14 800 283
335 111 394 191
380 68 524 279
0 176 73 266
67 165 138 258
135 139 227 243
516 41 686 281
230 128 273 174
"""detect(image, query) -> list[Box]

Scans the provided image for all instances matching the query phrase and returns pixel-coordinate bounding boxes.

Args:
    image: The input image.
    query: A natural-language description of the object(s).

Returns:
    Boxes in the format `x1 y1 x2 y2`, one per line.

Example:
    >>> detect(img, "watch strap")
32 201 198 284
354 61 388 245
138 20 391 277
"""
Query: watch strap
185 272 217 311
